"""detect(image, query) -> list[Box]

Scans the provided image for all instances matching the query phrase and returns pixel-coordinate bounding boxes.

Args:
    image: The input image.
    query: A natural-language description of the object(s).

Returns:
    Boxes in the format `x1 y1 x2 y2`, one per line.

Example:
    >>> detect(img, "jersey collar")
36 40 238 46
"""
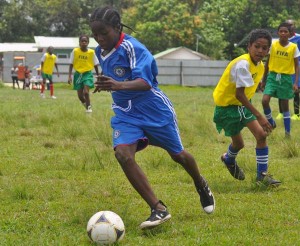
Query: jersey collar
115 32 125 49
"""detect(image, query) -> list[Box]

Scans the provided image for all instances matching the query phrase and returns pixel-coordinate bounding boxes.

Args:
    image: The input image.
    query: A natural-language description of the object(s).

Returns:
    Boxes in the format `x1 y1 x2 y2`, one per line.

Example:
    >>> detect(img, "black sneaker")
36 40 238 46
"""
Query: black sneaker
139 201 171 229
197 184 215 214
256 172 281 187
221 153 245 180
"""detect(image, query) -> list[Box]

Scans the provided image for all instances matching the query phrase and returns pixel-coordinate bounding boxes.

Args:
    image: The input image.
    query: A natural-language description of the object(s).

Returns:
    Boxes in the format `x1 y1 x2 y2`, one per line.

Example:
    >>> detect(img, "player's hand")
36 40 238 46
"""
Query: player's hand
67 78 72 85
93 75 119 93
257 116 273 135
293 84 298 92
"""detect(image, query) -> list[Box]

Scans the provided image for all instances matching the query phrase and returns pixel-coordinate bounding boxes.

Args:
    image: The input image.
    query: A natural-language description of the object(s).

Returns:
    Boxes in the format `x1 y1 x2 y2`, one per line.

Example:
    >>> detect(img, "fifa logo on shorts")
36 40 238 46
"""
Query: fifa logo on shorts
114 67 125 77
114 130 121 138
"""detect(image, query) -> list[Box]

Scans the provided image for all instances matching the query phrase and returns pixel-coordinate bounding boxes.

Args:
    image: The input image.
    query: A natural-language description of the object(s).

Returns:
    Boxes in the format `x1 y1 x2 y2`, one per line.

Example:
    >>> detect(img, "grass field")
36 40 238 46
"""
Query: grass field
0 82 299 245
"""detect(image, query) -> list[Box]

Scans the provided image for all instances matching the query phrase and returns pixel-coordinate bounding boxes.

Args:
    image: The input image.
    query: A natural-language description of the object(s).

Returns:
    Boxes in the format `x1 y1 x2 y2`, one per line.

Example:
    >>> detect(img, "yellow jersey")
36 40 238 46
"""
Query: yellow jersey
213 54 264 106
41 53 57 74
268 40 298 74
70 48 99 73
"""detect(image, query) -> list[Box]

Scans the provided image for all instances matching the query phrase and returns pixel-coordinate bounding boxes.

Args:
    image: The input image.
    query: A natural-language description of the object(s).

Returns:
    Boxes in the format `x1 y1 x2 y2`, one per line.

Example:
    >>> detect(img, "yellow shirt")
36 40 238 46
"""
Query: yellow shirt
213 54 264 106
268 40 298 74
41 53 57 74
70 48 98 73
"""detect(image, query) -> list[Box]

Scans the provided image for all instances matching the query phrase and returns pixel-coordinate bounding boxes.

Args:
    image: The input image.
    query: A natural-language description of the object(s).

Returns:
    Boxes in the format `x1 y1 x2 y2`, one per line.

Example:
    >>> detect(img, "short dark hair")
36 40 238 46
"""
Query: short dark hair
278 22 292 32
79 34 89 42
248 29 272 47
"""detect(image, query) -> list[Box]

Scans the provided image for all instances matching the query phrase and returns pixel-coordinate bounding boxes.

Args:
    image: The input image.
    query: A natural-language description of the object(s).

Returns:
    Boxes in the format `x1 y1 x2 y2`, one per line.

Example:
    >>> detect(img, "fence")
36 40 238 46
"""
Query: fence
1 52 228 87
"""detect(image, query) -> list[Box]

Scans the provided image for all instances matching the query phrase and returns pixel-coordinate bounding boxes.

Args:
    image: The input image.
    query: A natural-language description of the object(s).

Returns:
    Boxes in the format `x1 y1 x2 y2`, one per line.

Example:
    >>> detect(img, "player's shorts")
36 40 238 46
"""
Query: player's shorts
263 72 294 99
41 72 53 81
213 105 256 137
73 71 94 90
111 116 184 154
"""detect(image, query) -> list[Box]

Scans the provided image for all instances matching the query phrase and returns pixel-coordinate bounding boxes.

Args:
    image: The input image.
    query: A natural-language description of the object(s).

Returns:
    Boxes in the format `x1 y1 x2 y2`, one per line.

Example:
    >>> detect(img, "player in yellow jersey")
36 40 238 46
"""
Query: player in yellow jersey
68 35 99 113
40 46 60 99
213 29 281 187
261 22 300 137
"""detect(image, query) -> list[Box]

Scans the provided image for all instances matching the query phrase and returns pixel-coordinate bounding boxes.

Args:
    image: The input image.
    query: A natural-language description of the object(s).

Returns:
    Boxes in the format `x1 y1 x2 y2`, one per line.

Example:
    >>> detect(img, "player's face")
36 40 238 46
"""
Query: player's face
91 21 120 51
79 37 89 50
248 38 270 64
278 27 290 42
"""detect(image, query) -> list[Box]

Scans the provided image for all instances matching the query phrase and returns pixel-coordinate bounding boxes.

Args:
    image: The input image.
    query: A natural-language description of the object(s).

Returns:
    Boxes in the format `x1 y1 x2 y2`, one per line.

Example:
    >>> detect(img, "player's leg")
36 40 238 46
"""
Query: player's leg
221 133 245 180
293 91 299 118
169 150 215 214
277 99 283 119
247 120 281 186
280 99 291 136
83 85 92 112
112 119 170 229
40 74 46 97
262 94 276 127
48 77 56 98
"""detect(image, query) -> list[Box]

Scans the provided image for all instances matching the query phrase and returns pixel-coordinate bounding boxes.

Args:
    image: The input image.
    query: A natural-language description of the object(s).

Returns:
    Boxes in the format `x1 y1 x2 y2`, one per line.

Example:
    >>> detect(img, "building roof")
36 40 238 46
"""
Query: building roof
34 36 98 49
154 46 211 60
0 43 38 52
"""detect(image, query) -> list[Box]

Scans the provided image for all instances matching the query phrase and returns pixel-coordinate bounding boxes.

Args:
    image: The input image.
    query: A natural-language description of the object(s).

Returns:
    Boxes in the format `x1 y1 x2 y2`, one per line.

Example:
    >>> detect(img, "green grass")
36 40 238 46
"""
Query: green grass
0 83 299 245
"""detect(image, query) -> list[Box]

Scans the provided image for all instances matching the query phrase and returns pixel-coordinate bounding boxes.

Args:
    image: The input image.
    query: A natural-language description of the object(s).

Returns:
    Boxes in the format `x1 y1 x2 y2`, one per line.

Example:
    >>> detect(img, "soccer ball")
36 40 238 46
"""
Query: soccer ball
87 211 125 245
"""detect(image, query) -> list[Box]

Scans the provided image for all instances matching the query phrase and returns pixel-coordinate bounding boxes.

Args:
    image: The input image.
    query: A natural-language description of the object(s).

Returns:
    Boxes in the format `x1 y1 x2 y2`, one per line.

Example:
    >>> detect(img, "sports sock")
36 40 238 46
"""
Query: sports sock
283 111 291 133
50 84 54 96
224 144 239 165
264 108 275 126
256 146 268 178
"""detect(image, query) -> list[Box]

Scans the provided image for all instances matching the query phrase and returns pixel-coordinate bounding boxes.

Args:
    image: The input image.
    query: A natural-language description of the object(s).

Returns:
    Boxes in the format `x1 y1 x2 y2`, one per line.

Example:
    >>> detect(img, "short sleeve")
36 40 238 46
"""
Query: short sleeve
230 60 254 88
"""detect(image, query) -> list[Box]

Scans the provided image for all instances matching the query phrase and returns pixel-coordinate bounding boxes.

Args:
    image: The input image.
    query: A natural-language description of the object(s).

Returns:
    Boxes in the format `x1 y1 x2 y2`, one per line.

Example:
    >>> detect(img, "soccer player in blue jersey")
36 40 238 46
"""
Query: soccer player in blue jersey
90 6 215 230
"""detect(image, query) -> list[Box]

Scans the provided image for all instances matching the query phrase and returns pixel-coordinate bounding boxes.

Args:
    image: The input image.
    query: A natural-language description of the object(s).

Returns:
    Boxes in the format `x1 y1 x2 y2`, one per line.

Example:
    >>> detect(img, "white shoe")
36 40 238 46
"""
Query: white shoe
51 95 57 99
86 105 92 113
40 93 45 99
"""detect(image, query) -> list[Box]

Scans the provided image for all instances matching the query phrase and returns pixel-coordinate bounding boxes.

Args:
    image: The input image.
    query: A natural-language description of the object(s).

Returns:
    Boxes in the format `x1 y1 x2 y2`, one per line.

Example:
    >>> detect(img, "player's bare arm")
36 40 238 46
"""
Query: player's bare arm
94 76 151 92
236 87 272 133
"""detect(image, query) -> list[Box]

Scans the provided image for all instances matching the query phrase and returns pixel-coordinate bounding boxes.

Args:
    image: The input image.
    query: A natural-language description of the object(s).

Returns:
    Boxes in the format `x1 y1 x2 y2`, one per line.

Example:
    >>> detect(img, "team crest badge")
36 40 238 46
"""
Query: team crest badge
114 130 121 139
114 67 125 77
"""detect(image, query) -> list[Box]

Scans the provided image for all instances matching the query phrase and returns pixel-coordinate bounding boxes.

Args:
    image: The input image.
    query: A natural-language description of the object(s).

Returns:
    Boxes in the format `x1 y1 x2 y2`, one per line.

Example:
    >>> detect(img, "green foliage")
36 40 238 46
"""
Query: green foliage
0 84 299 245
1 0 300 58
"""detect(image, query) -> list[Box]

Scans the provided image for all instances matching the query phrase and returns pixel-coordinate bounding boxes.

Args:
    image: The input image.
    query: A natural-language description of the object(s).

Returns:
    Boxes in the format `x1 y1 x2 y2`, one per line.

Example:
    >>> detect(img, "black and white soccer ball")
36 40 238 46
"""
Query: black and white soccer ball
87 211 125 245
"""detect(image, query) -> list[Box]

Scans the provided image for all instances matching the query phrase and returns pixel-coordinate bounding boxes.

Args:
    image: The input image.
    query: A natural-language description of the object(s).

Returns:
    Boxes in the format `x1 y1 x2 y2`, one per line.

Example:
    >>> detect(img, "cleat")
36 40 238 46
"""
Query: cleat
51 95 57 99
275 113 283 120
197 184 215 214
256 172 281 187
221 153 245 180
40 93 45 99
139 201 171 229
86 105 92 113
291 114 299 120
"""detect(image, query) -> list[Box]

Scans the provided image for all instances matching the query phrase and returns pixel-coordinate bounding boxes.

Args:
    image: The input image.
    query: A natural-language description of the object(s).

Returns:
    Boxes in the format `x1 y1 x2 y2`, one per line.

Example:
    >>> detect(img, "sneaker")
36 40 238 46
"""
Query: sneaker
256 172 281 187
139 201 171 229
51 95 57 99
291 114 299 120
221 154 245 180
197 184 215 214
276 113 283 120
40 93 45 99
86 105 92 113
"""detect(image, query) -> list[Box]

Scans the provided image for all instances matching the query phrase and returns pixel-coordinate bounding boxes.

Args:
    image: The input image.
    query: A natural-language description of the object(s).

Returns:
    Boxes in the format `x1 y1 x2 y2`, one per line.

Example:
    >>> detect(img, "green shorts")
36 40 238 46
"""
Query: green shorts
263 72 294 99
41 72 53 81
213 105 256 137
73 71 94 90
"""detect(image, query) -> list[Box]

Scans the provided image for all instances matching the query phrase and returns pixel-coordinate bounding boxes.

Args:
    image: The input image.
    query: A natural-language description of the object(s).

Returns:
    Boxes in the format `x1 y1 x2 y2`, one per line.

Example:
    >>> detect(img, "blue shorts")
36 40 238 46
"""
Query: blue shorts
111 116 184 154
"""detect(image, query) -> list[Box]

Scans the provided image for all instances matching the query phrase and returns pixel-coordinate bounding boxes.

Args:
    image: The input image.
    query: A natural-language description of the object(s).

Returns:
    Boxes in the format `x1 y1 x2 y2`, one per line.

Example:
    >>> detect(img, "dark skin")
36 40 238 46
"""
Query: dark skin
91 20 207 211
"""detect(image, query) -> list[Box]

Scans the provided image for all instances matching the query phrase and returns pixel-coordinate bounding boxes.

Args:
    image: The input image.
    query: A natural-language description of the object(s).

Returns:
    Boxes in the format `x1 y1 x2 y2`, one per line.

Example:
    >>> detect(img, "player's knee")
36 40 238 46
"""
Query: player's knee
115 150 134 166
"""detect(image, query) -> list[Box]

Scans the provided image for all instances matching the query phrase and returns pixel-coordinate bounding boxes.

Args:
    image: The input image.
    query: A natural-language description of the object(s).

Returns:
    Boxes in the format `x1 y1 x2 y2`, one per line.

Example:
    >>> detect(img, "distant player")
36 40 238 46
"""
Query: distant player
213 29 281 187
261 22 300 137
40 46 60 99
68 35 99 113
